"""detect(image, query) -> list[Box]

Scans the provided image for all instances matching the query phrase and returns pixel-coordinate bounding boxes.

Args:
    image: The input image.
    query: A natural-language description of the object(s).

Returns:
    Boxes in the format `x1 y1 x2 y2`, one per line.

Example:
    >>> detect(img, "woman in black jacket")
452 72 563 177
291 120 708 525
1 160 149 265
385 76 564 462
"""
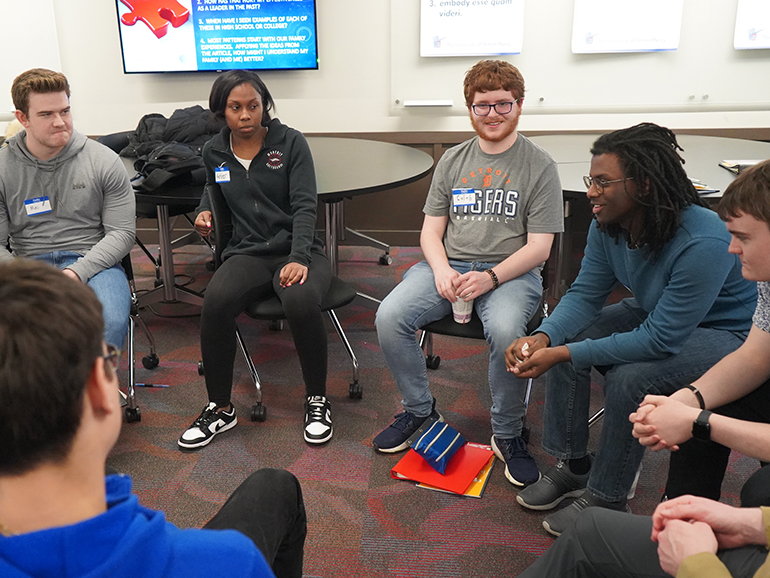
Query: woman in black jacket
178 70 332 450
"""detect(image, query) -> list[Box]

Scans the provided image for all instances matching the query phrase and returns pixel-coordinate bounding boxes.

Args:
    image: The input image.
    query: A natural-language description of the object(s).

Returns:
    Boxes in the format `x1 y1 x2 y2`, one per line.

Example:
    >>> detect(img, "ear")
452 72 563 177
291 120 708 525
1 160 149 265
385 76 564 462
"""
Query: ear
84 358 120 418
14 110 29 128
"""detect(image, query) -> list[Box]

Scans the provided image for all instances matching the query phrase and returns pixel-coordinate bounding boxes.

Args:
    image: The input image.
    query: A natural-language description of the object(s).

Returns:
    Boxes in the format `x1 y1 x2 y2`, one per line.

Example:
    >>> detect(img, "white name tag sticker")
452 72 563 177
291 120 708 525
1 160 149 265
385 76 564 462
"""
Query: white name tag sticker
452 188 475 207
24 196 52 216
215 166 231 183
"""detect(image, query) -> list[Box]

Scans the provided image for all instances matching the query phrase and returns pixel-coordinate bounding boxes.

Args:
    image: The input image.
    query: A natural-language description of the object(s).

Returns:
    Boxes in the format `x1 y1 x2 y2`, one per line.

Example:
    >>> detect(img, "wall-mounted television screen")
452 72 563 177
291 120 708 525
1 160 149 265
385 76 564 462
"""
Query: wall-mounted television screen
116 0 318 73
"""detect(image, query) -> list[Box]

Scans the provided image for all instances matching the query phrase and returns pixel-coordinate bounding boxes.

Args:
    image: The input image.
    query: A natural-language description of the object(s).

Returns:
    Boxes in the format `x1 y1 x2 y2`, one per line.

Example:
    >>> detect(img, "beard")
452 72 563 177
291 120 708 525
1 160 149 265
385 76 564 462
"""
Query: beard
469 113 519 143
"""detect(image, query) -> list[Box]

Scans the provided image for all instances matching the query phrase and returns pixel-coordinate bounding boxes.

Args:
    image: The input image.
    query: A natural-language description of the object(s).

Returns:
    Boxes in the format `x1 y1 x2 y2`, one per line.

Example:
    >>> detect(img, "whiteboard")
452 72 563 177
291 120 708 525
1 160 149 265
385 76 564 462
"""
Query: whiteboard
392 0 770 114
0 0 61 117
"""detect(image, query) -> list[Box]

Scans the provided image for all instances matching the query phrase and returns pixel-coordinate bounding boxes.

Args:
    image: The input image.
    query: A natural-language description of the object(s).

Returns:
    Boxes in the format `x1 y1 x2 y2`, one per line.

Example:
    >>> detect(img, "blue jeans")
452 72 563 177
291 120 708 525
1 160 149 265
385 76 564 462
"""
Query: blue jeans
543 298 747 502
33 251 130 348
375 259 542 438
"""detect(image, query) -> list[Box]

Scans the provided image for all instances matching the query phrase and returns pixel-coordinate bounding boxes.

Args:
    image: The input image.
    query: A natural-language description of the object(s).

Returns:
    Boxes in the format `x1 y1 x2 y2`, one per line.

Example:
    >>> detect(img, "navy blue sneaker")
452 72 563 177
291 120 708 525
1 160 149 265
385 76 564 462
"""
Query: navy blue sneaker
492 435 541 487
373 399 443 453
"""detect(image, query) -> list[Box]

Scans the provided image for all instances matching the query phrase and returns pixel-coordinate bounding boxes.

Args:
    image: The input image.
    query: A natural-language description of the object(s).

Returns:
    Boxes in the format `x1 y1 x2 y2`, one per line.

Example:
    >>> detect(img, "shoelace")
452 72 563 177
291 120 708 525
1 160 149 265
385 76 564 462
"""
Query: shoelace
306 397 328 421
193 404 225 427
390 412 416 431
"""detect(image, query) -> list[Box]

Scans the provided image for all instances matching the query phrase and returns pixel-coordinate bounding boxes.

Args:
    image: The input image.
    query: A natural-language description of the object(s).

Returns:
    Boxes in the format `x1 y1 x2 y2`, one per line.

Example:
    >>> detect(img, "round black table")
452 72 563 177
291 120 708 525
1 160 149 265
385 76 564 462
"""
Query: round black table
307 137 434 275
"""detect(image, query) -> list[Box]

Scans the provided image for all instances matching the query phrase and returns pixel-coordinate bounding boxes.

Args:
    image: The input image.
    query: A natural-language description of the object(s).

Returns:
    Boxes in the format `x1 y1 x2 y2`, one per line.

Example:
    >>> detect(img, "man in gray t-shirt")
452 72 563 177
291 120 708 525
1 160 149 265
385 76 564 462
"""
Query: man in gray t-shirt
372 60 563 488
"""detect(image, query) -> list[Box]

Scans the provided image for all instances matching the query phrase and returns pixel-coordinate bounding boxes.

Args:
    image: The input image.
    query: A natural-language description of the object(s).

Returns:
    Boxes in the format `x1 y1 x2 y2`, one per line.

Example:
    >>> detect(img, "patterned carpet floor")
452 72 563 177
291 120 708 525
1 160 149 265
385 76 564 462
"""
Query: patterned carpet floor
112 242 755 577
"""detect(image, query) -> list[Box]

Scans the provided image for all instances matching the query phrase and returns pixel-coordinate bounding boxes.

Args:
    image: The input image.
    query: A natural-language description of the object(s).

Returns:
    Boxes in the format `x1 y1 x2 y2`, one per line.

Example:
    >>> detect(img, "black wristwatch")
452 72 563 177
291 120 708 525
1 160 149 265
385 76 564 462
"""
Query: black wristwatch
692 410 713 441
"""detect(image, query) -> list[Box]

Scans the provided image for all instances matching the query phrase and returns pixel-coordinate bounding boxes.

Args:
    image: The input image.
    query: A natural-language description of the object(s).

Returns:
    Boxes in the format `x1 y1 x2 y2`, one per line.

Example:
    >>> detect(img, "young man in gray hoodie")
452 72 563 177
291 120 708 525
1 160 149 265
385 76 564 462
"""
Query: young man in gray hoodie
0 68 135 348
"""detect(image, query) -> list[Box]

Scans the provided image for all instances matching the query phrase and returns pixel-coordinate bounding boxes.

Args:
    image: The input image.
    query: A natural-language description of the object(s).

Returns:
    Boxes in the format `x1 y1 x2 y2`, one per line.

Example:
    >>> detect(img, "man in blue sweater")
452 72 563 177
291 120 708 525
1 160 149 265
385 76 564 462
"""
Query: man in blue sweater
506 123 757 536
0 260 306 578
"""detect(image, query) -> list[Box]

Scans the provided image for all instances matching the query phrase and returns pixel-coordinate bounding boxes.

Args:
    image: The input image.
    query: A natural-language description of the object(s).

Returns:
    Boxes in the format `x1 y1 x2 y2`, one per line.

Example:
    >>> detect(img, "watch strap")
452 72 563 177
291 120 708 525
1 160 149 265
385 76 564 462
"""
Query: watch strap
692 410 713 441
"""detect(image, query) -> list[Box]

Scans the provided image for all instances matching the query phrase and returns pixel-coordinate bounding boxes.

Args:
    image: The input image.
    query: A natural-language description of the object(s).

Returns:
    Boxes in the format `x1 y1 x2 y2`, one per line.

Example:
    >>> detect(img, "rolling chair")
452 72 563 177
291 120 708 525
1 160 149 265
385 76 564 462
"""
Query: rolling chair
417 267 550 443
121 252 160 423
198 184 362 422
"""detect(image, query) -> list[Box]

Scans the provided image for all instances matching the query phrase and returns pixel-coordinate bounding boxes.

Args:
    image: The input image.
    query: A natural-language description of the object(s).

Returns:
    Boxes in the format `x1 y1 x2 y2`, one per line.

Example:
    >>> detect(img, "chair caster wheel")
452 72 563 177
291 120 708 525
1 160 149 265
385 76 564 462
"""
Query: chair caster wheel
197 360 205 376
124 407 141 423
205 259 215 271
268 320 283 331
426 355 440 370
153 279 163 288
251 404 267 422
349 381 363 399
378 254 392 266
142 353 159 369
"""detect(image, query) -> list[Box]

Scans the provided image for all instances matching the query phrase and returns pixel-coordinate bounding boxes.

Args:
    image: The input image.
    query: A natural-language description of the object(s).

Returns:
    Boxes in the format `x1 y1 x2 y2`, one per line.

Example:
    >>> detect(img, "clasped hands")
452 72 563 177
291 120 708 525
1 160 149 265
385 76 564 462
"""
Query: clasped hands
629 394 702 452
433 267 494 303
504 333 570 379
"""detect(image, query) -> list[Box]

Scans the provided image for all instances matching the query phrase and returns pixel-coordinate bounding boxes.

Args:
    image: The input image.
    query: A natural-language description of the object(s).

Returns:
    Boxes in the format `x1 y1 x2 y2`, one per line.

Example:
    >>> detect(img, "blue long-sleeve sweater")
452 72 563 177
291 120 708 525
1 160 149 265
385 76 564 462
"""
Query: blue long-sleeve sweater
538 205 757 369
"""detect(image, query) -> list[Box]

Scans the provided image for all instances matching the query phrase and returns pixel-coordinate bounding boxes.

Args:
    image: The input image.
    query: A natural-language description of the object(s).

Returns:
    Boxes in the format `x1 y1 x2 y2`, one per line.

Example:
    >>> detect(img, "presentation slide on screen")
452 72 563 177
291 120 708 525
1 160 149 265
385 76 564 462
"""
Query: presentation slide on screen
420 0 524 58
571 0 683 54
734 0 770 49
117 0 317 73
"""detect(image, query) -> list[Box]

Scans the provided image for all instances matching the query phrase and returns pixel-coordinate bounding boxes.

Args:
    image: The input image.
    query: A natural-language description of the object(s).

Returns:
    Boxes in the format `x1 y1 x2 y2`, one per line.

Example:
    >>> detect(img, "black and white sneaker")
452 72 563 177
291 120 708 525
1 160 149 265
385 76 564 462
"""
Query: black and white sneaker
304 395 333 444
178 402 237 450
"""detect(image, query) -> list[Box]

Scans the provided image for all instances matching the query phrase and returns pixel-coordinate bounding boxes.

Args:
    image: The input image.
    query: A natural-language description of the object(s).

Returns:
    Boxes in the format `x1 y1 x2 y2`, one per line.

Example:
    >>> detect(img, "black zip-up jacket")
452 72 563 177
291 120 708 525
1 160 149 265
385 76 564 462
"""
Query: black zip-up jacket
197 118 323 266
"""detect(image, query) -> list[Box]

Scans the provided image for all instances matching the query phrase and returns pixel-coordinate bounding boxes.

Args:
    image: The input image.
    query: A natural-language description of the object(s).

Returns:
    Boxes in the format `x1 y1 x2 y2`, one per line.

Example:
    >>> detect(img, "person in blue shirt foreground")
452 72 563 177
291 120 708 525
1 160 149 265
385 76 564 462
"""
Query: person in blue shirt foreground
517 159 770 578
506 123 757 537
0 260 306 578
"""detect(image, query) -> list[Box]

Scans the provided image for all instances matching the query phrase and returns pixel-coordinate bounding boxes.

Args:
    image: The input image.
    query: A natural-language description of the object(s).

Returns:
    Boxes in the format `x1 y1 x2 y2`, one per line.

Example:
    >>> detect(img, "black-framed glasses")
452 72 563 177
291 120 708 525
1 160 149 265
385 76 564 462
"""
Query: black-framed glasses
583 175 634 193
102 344 121 371
471 100 519 116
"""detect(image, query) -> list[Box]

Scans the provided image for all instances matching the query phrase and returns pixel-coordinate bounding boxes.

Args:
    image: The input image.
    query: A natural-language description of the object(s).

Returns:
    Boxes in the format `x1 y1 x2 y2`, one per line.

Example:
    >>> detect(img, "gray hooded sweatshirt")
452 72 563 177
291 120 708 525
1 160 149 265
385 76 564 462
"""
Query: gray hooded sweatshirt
0 130 135 282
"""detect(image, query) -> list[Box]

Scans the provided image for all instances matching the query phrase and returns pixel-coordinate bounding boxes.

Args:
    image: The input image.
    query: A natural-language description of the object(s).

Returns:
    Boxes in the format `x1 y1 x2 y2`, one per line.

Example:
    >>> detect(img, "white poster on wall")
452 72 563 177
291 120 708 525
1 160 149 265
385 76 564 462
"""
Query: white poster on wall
734 0 770 50
571 0 683 54
419 0 525 58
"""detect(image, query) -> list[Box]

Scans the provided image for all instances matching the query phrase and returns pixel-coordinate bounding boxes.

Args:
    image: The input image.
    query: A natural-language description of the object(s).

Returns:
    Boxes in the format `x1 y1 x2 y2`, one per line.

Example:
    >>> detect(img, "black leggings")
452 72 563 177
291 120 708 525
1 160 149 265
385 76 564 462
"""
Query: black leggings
200 252 331 407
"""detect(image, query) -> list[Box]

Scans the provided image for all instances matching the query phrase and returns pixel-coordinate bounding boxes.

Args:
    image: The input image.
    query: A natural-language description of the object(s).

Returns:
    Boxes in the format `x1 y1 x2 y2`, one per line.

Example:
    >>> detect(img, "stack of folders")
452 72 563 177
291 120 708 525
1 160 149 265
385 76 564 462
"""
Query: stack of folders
391 442 495 498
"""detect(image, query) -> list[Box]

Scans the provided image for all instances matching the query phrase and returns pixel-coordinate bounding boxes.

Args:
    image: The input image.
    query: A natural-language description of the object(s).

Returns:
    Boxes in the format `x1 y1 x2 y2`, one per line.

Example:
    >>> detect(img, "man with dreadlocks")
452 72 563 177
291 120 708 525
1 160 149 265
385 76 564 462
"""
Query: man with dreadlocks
505 123 757 537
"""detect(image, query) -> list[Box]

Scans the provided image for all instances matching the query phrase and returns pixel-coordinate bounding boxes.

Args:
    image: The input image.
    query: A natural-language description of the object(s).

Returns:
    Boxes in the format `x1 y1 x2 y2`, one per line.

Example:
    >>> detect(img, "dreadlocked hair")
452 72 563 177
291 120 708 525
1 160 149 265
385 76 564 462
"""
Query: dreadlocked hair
590 123 706 258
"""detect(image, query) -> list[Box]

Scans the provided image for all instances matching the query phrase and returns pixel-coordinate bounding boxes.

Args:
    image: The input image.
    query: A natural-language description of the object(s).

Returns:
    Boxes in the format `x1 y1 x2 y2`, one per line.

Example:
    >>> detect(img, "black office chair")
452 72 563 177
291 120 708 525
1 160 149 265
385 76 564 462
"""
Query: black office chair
121 252 160 423
417 270 550 443
198 184 362 422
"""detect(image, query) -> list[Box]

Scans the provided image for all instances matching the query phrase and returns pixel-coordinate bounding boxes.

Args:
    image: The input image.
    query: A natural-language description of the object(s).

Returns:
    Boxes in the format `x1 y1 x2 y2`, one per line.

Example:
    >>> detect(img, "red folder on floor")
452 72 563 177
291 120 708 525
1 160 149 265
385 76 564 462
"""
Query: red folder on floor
391 442 494 495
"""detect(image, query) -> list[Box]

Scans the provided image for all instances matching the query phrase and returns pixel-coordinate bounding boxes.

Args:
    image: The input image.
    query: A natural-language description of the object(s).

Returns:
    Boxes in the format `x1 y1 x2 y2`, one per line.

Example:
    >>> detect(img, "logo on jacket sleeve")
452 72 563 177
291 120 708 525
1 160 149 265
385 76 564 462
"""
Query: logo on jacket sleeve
266 150 284 170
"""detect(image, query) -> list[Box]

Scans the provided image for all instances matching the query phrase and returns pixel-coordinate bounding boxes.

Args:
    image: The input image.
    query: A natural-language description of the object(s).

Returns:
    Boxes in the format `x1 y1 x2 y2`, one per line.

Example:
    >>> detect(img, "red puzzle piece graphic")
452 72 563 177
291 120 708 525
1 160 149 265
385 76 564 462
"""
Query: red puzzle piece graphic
120 0 190 39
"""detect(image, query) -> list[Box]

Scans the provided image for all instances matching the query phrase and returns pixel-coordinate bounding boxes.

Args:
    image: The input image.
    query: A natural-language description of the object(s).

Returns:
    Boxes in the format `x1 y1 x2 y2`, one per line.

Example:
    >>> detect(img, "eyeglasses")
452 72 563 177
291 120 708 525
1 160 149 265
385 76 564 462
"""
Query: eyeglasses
583 175 634 193
102 344 121 371
471 100 519 117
